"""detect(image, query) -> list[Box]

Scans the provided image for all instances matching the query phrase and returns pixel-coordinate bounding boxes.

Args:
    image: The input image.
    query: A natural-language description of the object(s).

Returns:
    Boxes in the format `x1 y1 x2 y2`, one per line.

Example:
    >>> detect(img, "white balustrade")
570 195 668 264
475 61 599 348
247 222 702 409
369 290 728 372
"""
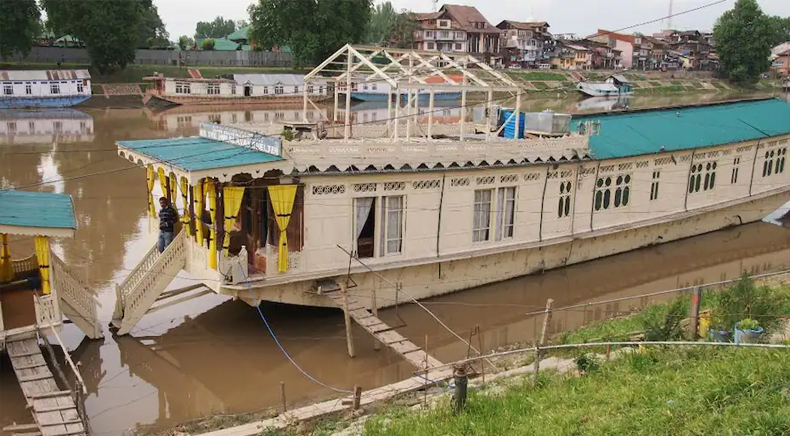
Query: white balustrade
35 293 60 327
11 254 37 275
117 243 159 299
123 230 187 318
51 254 100 325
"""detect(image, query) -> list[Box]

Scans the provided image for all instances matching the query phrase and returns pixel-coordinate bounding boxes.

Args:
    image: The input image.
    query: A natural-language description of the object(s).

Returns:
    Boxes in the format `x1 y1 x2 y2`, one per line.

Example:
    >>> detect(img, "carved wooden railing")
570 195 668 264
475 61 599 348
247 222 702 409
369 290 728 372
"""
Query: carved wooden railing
116 243 160 299
11 254 38 275
116 230 187 335
52 253 102 339
35 293 60 327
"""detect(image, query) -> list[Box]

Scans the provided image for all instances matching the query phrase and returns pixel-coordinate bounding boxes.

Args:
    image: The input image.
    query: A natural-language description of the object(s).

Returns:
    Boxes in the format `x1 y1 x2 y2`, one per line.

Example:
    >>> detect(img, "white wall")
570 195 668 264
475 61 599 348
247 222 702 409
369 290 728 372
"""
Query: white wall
1 79 91 98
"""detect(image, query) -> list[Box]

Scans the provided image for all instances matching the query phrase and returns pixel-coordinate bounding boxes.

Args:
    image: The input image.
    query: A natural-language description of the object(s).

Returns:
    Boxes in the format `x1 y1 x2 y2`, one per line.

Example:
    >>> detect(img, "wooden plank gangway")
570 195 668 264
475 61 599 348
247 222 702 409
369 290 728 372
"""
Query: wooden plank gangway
322 284 442 370
5 338 87 436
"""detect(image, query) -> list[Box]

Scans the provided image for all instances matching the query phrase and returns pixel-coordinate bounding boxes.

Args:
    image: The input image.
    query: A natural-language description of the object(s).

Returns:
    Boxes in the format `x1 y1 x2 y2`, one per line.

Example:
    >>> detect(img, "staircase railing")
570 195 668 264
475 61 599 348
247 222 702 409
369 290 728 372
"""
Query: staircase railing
11 254 38 275
119 230 187 330
51 254 102 338
35 293 60 327
117 243 160 299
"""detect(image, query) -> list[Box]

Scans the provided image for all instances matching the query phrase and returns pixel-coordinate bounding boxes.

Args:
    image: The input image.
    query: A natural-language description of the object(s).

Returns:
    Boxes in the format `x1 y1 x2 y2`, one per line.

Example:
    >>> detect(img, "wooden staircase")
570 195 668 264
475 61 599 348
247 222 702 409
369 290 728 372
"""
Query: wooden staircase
112 230 206 336
51 255 102 340
4 338 87 436
322 283 442 370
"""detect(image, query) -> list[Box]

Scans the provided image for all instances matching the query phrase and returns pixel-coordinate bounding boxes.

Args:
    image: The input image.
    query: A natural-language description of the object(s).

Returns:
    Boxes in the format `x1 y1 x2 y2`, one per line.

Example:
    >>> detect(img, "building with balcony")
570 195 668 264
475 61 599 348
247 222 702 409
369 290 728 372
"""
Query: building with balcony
413 4 501 58
496 20 553 68
589 30 634 69
552 41 591 70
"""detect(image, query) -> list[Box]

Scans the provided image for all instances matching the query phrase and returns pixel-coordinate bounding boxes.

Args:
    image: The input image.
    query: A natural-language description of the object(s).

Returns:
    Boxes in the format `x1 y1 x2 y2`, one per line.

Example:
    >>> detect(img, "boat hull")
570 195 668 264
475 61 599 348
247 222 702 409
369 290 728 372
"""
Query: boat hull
0 96 91 109
226 187 790 309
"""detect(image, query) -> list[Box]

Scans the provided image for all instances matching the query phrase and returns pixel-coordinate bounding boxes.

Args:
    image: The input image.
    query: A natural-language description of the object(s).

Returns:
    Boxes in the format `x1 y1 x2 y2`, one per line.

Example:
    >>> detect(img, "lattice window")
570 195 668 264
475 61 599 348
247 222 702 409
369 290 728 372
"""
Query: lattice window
636 161 649 169
650 171 660 201
524 173 541 181
384 182 406 191
353 183 377 192
618 163 633 171
311 184 346 195
558 181 573 218
599 164 615 173
451 177 470 187
413 180 441 190
679 154 692 162
476 176 495 185
654 157 673 166
500 174 518 184
731 157 740 184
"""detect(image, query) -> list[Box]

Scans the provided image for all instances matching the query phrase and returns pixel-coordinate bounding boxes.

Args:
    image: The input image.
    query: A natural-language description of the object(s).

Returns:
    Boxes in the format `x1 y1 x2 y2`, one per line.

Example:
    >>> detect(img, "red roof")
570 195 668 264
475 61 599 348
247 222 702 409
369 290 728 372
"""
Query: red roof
595 29 635 44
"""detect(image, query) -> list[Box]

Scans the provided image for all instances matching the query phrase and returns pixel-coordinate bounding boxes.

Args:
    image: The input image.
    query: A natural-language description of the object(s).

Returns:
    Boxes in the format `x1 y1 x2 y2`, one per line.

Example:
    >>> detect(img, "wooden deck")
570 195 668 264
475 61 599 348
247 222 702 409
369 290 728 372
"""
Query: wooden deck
323 289 443 370
5 338 87 436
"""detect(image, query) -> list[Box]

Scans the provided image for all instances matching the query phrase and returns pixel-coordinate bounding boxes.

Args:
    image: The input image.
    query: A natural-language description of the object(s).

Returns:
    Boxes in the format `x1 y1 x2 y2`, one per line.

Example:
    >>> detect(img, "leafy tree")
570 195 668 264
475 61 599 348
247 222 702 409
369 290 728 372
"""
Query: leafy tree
389 11 419 49
43 0 146 74
201 39 216 50
766 16 790 47
236 19 249 30
713 0 772 84
195 16 237 39
0 0 42 58
138 5 170 48
364 1 398 45
248 0 372 67
178 35 195 51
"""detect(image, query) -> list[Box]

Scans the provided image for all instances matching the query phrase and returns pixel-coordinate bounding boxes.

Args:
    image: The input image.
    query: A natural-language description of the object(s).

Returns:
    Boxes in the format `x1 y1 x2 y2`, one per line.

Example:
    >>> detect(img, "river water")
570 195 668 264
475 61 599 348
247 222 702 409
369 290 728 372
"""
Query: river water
1 93 789 435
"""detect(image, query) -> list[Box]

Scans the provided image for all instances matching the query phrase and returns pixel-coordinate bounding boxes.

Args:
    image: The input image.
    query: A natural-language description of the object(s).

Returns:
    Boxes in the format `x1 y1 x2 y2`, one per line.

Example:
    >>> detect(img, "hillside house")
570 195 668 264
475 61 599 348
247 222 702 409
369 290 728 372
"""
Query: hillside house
496 21 553 68
414 4 501 57
589 30 634 69
552 41 591 70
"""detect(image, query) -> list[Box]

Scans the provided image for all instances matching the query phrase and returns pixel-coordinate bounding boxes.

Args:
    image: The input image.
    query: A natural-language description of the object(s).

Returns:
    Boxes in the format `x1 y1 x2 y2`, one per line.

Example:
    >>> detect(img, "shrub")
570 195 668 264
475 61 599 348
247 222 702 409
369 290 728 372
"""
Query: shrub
201 39 216 50
711 275 784 333
738 318 760 331
641 298 687 341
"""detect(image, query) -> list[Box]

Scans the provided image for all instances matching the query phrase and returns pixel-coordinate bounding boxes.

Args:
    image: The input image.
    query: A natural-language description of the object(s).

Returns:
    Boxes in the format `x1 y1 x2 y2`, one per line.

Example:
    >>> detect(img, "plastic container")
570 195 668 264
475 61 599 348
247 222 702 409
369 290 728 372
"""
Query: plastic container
502 110 524 139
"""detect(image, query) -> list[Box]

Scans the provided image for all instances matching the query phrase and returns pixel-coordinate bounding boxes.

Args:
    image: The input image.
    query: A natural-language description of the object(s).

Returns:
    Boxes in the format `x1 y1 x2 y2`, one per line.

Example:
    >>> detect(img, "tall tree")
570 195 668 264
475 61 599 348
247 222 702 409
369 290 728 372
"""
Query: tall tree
248 0 372 66
178 35 195 51
43 0 146 74
0 0 42 58
389 11 419 49
766 16 790 47
364 1 397 45
138 5 170 48
713 0 772 84
195 16 237 39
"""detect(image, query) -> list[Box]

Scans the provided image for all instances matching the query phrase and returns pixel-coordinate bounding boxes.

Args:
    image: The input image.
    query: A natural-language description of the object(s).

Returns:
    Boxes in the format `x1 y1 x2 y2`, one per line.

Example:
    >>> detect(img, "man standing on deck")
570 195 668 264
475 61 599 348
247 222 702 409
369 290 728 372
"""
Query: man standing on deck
158 197 178 253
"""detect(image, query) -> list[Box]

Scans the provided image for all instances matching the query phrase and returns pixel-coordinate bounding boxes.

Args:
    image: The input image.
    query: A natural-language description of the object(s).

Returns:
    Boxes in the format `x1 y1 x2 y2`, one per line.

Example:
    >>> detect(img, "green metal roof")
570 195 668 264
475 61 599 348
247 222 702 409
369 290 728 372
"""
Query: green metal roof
227 26 249 42
573 99 790 159
196 37 240 51
0 191 76 231
117 136 283 172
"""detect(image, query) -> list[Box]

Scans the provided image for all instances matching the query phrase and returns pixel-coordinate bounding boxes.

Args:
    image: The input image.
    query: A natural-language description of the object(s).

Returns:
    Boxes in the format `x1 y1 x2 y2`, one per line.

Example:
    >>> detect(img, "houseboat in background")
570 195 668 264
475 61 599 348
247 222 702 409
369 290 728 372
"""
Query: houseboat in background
0 109 94 145
0 70 92 109
145 103 328 133
336 101 463 125
143 71 331 107
577 74 634 97
339 74 464 102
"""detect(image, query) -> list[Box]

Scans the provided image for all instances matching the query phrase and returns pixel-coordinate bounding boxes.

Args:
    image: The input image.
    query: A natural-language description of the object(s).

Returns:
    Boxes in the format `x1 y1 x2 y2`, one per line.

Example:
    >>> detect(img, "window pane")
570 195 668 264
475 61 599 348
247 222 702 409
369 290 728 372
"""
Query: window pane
473 190 492 242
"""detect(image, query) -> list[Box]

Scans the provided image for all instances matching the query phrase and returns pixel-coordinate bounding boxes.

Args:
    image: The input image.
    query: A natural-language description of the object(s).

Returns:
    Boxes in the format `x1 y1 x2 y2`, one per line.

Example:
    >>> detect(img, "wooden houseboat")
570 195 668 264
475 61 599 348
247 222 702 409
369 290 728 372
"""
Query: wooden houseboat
143 72 331 107
0 70 92 109
111 46 790 354
577 74 634 98
144 103 328 133
0 109 94 145
339 74 463 102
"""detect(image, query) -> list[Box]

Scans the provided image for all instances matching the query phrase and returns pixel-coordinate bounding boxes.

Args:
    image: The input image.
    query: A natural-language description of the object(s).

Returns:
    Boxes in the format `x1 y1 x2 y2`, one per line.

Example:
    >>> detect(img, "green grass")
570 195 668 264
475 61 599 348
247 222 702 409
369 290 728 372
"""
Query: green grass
648 81 663 87
712 81 729 90
363 347 790 436
90 84 104 95
510 71 567 81
530 81 550 90
0 62 307 83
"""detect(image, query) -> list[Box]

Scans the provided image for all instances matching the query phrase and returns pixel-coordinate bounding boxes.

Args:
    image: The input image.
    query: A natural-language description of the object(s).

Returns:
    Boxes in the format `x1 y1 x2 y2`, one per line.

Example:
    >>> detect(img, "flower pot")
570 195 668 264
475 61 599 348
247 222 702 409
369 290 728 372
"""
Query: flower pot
710 329 731 343
734 322 764 344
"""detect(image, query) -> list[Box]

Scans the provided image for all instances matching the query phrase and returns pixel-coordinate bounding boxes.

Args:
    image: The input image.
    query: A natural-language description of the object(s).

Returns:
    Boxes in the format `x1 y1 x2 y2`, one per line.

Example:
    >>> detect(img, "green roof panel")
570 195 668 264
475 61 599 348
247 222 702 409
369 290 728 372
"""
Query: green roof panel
227 26 249 42
573 99 790 159
0 191 76 231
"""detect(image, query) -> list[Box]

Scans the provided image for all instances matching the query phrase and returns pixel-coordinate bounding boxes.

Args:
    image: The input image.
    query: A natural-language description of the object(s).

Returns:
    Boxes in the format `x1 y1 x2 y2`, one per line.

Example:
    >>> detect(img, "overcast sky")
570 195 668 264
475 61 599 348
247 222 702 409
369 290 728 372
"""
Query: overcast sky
158 0 790 40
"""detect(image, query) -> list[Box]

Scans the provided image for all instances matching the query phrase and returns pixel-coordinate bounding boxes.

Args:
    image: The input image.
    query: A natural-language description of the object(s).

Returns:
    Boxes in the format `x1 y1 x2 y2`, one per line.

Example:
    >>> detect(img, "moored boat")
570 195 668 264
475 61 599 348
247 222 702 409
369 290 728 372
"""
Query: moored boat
577 74 634 97
0 70 92 109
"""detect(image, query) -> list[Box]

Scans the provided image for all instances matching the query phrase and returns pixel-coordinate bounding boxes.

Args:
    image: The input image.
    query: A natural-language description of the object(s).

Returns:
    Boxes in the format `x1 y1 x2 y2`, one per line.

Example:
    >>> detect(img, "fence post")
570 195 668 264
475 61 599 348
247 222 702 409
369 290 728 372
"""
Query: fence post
352 385 362 410
533 298 554 386
452 364 468 415
280 381 287 412
342 282 355 358
688 286 701 339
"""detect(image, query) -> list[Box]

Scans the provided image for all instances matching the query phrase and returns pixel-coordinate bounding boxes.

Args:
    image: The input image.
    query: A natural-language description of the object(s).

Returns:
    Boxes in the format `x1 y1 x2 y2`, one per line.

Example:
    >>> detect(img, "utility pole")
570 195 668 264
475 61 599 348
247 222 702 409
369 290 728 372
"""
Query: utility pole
667 0 674 30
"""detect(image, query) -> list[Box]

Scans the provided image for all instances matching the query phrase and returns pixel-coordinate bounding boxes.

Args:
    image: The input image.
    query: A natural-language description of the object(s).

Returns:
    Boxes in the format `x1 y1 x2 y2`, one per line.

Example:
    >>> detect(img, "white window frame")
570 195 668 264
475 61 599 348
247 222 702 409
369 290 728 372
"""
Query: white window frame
495 187 516 241
3 84 12 96
427 42 435 50
25 84 32 95
380 195 404 256
49 83 60 94
473 189 493 242
275 84 284 95
77 82 84 93
207 83 220 95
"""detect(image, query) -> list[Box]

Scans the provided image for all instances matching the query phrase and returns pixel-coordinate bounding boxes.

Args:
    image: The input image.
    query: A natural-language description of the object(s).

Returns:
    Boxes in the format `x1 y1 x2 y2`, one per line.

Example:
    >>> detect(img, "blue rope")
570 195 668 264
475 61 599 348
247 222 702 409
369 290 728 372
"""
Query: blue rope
240 268 352 394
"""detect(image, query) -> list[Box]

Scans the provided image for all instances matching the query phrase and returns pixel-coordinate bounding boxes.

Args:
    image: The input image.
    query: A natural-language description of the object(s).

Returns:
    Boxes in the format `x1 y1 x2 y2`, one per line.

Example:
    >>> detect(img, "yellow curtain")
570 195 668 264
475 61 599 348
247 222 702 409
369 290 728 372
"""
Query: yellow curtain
193 179 204 245
222 187 246 256
34 236 51 294
268 185 297 272
180 177 192 236
205 179 218 269
158 167 168 200
0 234 12 282
146 165 156 217
169 173 177 204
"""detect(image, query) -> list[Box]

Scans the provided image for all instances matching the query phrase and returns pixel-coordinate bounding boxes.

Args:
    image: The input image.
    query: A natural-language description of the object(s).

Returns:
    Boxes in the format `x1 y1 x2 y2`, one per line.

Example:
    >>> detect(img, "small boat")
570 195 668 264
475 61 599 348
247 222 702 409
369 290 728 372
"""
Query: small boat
577 74 634 98
0 70 92 109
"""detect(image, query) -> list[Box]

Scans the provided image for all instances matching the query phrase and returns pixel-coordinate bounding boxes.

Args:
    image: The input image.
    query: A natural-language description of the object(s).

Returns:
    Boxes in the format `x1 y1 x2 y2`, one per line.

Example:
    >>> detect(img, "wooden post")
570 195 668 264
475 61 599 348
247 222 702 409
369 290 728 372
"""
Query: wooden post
333 80 340 124
302 81 308 122
280 382 287 412
405 89 412 141
352 385 362 410
393 90 400 142
423 334 428 408
387 88 393 137
452 364 468 415
344 51 353 141
372 288 380 351
689 286 701 339
342 283 355 358
477 325 485 385
428 90 434 139
460 89 467 140
485 89 493 141
514 91 522 140
533 298 554 386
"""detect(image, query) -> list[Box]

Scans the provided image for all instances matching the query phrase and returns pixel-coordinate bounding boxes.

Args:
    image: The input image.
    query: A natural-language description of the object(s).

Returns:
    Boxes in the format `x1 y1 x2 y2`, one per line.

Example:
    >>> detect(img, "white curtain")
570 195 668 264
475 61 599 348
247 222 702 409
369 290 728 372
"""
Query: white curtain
354 198 374 253
383 196 403 255
473 190 492 242
495 188 505 241
503 187 515 239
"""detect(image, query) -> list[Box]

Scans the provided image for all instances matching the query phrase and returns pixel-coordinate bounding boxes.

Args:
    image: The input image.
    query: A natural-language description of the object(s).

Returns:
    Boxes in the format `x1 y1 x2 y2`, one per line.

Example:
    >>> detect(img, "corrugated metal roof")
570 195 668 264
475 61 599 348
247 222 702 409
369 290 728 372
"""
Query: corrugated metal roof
573 99 790 159
0 70 90 81
117 136 283 172
0 191 76 231
227 26 249 42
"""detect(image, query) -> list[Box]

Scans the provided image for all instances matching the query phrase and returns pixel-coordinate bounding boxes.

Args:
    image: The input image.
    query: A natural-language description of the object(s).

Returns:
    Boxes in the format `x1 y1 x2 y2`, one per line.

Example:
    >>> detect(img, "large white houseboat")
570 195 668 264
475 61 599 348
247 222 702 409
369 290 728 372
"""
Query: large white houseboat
0 70 92 109
143 72 331 107
111 46 790 344
577 74 634 98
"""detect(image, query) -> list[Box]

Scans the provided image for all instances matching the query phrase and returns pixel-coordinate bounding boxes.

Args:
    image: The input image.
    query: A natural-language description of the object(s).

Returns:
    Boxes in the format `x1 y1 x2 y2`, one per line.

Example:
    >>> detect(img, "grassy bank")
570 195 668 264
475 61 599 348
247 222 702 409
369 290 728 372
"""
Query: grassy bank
0 62 308 84
363 347 790 436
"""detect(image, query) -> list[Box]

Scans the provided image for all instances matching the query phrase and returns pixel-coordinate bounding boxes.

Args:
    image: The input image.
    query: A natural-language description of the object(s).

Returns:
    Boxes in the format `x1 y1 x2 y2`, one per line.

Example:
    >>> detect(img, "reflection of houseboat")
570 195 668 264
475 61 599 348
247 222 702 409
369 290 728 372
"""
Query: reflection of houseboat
339 75 463 102
0 70 92 109
143 72 331 107
577 74 634 97
575 95 632 112
146 104 329 132
0 109 94 145
337 101 462 124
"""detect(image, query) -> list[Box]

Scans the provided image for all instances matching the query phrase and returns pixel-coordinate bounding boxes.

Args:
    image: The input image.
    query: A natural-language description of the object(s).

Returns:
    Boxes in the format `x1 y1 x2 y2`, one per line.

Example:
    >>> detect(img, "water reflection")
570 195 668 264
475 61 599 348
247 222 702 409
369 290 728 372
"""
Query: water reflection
0 109 94 145
1 93 788 435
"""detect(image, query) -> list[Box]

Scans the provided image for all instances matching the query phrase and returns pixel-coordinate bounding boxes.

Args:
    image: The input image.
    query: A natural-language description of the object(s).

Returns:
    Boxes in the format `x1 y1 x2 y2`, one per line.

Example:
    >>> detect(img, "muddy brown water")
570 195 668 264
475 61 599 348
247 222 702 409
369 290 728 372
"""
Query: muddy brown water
1 93 789 435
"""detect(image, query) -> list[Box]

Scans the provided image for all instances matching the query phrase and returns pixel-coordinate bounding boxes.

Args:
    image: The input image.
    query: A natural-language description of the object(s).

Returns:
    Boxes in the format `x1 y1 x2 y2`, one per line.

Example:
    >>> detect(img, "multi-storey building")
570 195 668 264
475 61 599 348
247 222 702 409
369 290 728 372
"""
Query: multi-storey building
413 4 501 57
496 21 553 68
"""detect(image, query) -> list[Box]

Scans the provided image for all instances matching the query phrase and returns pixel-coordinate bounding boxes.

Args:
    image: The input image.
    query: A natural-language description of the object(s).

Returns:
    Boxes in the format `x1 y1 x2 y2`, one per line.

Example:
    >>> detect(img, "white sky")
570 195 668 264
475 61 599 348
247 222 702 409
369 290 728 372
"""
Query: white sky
157 0 790 40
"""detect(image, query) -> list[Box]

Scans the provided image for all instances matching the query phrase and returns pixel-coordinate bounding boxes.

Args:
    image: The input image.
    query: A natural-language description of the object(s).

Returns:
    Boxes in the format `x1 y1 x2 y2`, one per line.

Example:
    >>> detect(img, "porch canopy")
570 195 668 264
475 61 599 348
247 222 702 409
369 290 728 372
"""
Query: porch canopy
116 123 286 184
0 191 77 238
